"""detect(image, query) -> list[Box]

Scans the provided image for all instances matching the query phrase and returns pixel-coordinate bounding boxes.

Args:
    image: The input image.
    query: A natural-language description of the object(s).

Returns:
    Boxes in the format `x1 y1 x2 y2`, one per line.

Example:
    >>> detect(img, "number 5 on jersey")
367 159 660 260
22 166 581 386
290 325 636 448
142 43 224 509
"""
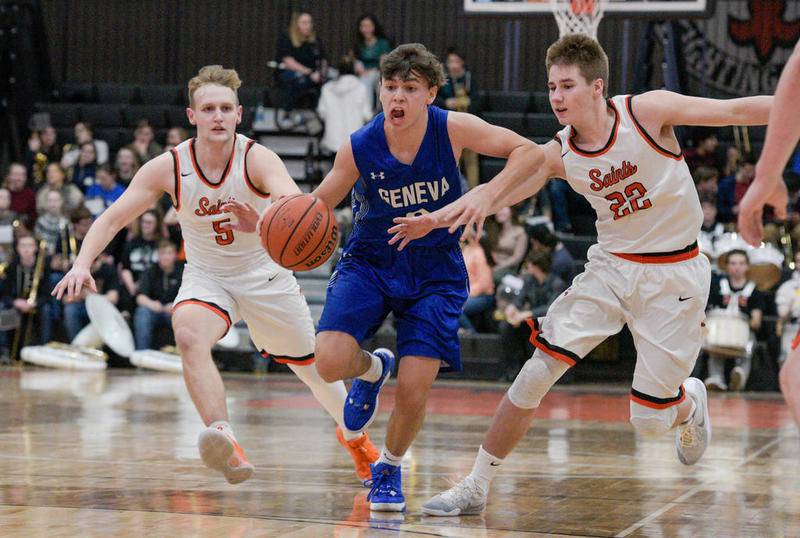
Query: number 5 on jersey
604 182 652 221
212 218 234 245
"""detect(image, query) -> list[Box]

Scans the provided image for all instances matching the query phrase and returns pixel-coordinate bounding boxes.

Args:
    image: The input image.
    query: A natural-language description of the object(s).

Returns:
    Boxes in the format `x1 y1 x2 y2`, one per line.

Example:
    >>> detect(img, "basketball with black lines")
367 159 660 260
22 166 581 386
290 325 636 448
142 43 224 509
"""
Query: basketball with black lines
260 193 339 271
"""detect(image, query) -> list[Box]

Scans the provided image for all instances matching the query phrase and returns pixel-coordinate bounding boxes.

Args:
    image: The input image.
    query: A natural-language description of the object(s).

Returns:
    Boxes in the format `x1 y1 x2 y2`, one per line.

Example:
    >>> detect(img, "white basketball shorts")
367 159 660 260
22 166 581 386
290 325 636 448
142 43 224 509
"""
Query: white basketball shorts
173 262 316 365
526 242 711 409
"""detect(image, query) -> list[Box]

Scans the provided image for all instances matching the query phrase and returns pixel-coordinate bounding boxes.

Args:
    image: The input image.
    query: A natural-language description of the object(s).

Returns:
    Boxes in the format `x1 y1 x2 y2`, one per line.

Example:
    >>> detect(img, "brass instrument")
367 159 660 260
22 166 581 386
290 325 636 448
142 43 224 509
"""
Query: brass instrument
60 220 78 266
780 222 796 271
732 126 751 156
46 342 108 362
11 240 48 361
453 85 471 112
453 85 479 187
32 152 48 185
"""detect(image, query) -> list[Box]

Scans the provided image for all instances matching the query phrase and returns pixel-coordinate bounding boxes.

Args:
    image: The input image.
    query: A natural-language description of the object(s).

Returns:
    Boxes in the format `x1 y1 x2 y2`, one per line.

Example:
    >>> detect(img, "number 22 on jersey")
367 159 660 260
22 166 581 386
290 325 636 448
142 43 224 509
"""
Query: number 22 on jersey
604 182 652 221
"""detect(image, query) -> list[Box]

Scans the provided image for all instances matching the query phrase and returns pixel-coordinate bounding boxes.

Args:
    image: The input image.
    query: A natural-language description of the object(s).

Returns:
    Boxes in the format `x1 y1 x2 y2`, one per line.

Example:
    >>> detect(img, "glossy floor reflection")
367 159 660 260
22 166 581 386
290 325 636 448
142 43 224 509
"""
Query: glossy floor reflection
0 367 797 537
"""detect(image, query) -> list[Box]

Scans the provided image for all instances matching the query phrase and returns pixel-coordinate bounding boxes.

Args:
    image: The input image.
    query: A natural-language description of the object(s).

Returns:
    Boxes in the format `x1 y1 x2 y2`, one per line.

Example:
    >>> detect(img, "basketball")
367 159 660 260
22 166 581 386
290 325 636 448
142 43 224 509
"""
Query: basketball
260 193 339 271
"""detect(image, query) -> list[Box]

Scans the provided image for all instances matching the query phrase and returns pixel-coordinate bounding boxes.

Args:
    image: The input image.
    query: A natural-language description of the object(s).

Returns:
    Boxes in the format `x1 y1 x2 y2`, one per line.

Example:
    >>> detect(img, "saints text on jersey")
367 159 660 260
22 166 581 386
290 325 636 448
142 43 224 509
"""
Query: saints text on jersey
588 160 638 192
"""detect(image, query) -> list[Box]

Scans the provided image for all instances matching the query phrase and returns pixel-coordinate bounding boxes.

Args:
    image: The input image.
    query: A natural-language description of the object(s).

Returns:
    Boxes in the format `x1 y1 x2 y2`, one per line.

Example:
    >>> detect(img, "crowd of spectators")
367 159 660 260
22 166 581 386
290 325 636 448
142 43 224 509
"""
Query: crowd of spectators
0 120 189 362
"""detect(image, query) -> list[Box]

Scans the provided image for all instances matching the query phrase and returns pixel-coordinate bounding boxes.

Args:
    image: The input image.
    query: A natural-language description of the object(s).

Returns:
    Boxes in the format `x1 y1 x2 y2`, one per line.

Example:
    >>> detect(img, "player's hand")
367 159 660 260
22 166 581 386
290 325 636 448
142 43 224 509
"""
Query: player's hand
738 177 788 246
52 264 97 302
388 213 437 251
221 200 259 234
444 189 494 239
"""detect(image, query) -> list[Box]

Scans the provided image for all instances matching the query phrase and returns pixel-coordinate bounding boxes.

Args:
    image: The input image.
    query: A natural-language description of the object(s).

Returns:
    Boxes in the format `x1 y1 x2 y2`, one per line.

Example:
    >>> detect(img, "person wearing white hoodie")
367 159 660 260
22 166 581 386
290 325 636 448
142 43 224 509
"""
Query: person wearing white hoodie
317 57 373 154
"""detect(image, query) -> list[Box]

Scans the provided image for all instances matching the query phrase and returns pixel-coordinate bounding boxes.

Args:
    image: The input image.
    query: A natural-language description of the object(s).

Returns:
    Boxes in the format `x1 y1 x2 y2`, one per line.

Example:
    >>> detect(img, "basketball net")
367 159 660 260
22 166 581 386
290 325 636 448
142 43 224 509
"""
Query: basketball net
549 0 606 39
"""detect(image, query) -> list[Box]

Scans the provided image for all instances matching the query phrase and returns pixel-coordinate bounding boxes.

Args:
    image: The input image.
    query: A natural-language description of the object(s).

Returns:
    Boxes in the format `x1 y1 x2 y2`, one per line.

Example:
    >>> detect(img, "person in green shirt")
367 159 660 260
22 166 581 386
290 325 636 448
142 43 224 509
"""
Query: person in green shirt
352 13 392 109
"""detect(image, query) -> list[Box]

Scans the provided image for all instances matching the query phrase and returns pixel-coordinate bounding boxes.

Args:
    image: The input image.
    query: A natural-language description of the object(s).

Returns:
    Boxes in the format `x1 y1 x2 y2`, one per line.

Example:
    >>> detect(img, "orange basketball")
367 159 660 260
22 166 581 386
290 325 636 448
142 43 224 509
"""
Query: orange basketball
260 193 339 271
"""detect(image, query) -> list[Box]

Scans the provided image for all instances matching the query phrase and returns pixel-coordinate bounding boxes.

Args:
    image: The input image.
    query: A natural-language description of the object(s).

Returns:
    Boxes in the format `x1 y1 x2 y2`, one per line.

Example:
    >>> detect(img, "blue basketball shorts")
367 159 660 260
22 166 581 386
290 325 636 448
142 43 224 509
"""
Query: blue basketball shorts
317 243 469 371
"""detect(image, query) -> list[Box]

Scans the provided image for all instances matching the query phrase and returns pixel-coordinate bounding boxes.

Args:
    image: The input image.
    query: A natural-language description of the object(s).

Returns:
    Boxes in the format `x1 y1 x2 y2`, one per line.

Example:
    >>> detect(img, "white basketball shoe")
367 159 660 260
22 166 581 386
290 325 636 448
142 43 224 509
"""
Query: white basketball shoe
421 476 487 516
676 377 712 466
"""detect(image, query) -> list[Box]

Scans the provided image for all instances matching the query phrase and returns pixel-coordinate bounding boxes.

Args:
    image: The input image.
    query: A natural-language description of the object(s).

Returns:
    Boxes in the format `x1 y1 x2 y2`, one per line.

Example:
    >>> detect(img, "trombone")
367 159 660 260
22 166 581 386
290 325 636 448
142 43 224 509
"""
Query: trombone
10 239 48 361
60 220 78 267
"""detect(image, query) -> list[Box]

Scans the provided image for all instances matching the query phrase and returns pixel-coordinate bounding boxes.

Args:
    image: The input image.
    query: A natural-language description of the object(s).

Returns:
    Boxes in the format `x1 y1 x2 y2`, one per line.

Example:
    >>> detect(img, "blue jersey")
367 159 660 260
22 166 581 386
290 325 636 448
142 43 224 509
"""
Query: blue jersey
348 105 463 248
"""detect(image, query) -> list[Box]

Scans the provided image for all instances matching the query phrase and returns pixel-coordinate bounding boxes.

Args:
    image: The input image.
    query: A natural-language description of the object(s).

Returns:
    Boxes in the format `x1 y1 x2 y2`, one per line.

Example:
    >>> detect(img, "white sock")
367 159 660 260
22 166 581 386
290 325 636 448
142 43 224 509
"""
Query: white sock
289 363 363 441
378 446 403 467
209 420 235 439
358 351 383 383
467 446 503 495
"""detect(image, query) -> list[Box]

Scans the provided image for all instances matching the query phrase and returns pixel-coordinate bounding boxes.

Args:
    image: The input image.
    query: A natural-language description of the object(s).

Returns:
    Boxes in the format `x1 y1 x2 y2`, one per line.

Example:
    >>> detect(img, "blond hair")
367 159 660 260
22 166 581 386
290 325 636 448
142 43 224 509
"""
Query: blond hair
288 11 316 48
545 34 609 97
187 65 242 108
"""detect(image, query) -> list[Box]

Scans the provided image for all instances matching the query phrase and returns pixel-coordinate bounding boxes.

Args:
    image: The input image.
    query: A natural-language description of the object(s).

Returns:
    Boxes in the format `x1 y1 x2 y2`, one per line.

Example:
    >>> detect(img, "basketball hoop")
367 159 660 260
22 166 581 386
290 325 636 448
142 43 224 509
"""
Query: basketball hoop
550 0 606 39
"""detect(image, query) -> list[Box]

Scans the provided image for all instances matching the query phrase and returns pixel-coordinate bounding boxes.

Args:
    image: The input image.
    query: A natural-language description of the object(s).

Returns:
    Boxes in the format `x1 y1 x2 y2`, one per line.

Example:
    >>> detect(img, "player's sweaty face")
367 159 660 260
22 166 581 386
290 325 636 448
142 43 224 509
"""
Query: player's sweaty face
379 75 435 128
189 84 242 141
547 64 595 125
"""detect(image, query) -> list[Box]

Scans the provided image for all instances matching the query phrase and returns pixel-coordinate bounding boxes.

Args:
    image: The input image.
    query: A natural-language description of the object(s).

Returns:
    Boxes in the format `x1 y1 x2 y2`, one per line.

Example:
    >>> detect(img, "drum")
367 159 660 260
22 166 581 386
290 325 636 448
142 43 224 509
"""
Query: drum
703 308 751 357
747 243 784 291
715 233 749 267
698 232 716 262
21 343 108 371
85 294 135 357
129 350 183 373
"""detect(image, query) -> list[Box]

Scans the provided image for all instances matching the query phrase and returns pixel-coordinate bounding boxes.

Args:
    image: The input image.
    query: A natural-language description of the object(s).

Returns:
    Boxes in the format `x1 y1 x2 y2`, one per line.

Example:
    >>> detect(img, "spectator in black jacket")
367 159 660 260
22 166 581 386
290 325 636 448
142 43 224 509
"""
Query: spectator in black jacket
497 251 566 380
528 224 576 285
0 235 53 356
133 240 183 350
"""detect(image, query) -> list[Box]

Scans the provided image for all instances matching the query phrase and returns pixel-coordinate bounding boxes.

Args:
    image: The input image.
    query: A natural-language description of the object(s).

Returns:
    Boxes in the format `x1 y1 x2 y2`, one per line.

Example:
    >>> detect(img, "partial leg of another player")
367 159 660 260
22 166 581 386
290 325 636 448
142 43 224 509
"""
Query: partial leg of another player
236 274 381 486
172 304 253 484
286 360 379 485
780 347 800 426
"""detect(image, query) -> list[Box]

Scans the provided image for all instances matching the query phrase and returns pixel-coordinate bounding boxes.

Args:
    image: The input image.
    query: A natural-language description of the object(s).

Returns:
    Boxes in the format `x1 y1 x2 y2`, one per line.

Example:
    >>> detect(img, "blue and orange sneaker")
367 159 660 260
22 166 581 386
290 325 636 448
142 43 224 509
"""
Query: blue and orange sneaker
344 348 395 431
367 462 405 511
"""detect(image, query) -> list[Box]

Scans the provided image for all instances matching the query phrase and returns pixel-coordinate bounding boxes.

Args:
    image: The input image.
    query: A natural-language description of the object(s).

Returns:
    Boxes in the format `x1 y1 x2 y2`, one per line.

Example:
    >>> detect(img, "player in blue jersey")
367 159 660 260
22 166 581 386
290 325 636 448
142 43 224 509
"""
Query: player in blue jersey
311 43 541 512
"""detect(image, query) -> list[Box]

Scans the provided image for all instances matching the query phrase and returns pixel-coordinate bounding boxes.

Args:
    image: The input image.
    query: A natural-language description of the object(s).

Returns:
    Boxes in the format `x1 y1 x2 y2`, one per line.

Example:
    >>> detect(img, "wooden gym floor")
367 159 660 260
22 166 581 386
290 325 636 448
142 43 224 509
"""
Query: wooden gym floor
0 367 797 537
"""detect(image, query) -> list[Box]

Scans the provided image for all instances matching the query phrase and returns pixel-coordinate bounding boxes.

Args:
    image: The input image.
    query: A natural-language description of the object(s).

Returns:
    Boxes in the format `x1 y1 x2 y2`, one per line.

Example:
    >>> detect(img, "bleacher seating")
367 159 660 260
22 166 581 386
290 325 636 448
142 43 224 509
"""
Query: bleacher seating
138 84 184 106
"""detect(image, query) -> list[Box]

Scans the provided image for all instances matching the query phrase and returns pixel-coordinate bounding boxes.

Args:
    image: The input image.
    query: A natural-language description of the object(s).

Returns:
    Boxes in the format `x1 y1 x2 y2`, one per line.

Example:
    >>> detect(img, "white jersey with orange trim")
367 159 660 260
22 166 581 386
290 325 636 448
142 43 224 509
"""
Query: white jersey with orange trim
171 133 277 276
555 94 702 254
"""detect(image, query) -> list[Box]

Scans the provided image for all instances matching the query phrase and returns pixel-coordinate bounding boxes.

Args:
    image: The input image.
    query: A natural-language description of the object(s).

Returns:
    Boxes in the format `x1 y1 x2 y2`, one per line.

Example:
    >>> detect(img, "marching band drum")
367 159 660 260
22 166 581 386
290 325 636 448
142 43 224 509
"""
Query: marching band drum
700 232 784 358
21 294 184 373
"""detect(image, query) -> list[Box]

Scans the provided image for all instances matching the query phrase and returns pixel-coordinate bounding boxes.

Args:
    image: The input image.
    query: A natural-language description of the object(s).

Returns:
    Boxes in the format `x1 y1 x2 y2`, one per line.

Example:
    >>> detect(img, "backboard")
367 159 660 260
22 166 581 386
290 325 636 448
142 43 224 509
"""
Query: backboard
464 0 713 17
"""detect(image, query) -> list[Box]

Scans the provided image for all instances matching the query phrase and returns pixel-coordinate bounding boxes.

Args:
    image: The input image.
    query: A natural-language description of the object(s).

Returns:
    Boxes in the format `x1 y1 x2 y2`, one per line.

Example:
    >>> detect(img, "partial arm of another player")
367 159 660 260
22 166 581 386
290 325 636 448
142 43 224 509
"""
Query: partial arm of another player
52 154 172 301
222 143 302 234
739 42 800 246
388 140 563 250
442 112 547 234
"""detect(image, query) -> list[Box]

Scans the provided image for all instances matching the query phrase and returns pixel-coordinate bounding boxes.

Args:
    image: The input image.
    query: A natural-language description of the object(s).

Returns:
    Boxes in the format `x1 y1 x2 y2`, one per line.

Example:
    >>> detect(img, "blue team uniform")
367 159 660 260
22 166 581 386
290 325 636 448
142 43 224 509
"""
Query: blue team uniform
317 105 469 370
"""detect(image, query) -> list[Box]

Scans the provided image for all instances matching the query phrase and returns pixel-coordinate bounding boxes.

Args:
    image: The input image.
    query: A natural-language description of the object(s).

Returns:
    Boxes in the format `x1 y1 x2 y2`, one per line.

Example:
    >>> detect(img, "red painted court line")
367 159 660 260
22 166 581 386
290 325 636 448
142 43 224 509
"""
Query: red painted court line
245 385 795 430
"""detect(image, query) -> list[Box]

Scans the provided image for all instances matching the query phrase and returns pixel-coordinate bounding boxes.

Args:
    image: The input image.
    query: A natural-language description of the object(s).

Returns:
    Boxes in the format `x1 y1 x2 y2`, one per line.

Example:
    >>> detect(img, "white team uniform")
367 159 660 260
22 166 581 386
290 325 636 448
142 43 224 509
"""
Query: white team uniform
170 134 315 364
534 95 711 406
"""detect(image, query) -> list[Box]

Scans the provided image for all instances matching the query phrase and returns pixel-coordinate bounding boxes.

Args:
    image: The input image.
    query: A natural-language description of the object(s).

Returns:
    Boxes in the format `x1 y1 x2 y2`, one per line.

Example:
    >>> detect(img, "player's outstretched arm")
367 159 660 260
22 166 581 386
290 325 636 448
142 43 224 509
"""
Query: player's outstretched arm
633 90 772 129
224 143 302 234
52 154 172 301
738 42 800 246
388 140 563 250
444 112 545 232
311 139 360 209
